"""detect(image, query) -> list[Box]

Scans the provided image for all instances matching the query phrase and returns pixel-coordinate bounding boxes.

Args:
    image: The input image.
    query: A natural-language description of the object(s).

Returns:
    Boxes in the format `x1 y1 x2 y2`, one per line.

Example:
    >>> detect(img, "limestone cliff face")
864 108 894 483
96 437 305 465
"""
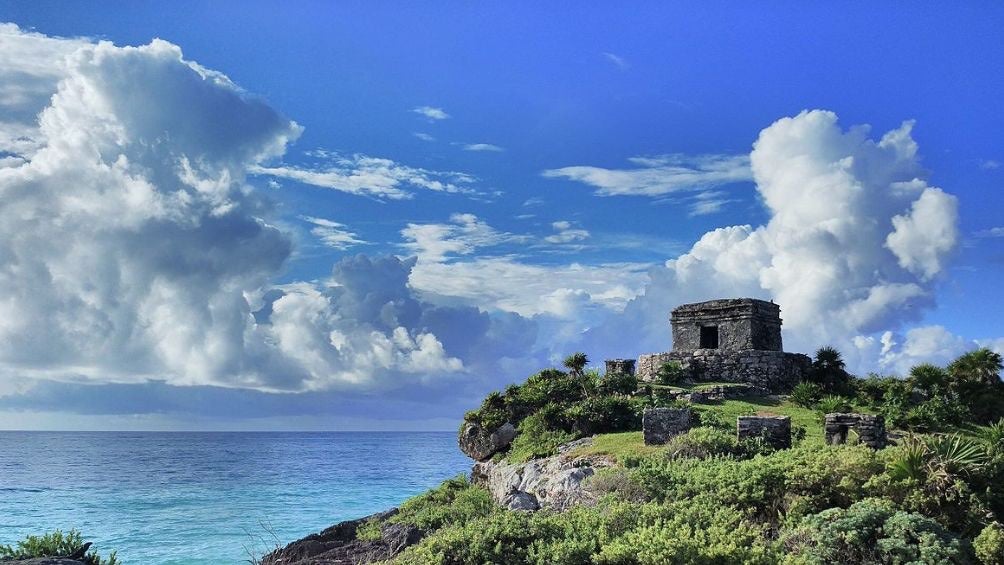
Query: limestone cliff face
470 438 614 511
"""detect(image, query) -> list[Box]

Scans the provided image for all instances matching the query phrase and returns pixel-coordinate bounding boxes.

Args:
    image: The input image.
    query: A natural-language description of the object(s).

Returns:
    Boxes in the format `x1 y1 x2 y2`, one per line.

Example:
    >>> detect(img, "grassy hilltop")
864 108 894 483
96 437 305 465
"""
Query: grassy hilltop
367 347 1004 564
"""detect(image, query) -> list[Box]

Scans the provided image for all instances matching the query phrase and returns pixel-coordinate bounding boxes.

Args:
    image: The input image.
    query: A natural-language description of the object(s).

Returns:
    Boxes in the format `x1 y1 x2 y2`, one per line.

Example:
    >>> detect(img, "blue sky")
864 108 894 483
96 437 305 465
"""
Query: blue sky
0 2 1001 429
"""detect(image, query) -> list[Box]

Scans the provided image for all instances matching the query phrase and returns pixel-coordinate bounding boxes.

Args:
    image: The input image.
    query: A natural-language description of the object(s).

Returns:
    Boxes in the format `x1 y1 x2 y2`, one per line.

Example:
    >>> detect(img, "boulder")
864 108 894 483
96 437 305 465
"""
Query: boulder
471 438 615 512
458 421 517 461
261 508 421 565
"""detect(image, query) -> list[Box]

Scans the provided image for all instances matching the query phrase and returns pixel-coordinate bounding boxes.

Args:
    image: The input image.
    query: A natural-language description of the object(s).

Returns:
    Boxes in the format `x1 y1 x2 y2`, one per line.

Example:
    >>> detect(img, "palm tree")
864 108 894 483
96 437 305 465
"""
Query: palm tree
948 348 1003 387
563 352 588 377
563 352 591 398
811 346 850 393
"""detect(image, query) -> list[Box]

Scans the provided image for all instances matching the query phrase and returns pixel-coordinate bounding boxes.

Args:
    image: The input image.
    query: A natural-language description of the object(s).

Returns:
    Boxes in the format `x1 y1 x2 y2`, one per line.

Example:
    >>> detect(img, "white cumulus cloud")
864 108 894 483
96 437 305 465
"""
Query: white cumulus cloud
581 110 960 374
412 105 450 120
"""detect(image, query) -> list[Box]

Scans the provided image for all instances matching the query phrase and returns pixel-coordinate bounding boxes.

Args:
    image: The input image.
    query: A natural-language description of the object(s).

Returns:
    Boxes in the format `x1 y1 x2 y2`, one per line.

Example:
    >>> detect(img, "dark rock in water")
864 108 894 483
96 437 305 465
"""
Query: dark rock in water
261 508 422 565
458 421 517 461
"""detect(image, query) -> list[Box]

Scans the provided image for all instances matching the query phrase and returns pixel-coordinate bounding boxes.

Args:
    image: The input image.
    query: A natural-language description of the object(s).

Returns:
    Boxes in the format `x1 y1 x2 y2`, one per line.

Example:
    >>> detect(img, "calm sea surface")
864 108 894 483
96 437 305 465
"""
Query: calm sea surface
0 432 470 564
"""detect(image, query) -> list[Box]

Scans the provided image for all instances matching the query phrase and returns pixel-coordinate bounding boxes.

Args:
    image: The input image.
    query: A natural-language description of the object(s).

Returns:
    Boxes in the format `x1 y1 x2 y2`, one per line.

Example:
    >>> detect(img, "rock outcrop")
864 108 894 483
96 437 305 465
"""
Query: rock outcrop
458 421 517 461
471 439 614 511
261 509 420 565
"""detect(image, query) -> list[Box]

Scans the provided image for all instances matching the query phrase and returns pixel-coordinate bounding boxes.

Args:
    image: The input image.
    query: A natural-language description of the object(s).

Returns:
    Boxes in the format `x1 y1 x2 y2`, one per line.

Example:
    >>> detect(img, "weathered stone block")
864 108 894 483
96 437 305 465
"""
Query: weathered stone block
672 298 783 352
643 407 691 445
824 413 886 449
604 358 636 376
737 415 791 449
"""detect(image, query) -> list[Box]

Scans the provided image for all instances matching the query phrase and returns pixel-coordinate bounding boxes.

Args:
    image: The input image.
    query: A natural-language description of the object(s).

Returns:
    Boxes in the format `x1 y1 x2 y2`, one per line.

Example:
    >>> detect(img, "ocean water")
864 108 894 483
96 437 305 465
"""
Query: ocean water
0 432 471 564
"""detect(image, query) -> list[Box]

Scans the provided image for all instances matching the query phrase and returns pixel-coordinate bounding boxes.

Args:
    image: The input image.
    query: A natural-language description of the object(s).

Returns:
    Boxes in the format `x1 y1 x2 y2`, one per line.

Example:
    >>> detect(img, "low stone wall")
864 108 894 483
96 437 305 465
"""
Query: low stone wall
643 407 691 445
604 358 636 376
636 349 810 392
737 415 791 449
824 413 887 448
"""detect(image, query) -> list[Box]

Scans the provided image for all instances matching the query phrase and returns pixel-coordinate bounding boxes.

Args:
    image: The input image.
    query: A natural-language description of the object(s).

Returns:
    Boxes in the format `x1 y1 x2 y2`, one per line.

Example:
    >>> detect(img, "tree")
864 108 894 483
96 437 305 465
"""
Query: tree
948 348 1003 387
809 346 851 394
562 352 588 378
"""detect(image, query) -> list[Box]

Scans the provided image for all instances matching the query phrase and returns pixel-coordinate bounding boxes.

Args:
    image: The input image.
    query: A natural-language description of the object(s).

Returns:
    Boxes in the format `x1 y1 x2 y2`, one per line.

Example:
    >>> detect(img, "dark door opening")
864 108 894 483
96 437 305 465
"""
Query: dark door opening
700 326 719 349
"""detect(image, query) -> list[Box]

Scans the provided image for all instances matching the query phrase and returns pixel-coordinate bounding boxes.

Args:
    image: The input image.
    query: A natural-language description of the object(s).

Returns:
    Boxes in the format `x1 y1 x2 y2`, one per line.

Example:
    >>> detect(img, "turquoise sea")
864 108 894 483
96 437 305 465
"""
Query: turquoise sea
0 431 471 564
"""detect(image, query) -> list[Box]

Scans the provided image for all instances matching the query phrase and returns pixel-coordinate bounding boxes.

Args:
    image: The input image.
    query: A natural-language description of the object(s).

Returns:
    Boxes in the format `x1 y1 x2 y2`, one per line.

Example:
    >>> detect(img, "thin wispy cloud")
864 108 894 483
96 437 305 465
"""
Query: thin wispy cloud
462 143 504 152
252 152 477 199
413 132 435 142
974 227 1004 238
412 105 450 120
544 220 590 244
542 153 752 197
301 216 366 250
602 51 629 70
980 159 1001 170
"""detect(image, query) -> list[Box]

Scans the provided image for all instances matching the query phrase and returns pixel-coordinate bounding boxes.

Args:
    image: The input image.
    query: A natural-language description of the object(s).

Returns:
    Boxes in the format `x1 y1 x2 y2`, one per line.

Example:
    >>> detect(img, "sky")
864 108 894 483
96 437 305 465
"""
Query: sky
0 2 1001 430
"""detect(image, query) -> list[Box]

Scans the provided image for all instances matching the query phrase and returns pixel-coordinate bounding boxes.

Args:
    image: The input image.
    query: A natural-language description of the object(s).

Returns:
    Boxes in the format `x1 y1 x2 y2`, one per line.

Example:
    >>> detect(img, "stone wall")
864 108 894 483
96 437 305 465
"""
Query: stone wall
737 415 791 448
671 298 782 352
642 407 691 445
824 413 887 448
604 358 636 376
636 349 810 392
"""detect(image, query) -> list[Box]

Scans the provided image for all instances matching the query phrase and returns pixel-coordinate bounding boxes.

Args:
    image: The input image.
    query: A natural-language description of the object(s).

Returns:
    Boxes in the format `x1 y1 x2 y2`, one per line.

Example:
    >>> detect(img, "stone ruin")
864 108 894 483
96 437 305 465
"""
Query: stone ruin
642 407 691 445
737 415 791 449
636 298 811 392
824 413 887 449
604 358 636 376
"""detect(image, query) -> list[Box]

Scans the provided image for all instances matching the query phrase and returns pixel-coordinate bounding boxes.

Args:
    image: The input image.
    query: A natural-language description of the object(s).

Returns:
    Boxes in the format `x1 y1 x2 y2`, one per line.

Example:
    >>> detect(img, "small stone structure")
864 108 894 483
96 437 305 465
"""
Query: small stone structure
604 358 636 376
824 413 887 448
637 298 811 392
643 407 691 445
737 415 791 449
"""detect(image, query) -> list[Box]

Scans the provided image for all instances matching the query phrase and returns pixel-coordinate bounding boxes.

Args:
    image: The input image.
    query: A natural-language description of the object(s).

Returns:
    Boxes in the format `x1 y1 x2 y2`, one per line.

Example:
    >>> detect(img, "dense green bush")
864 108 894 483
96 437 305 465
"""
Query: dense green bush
598 370 638 396
0 530 118 565
975 522 1004 565
390 475 493 531
506 411 577 463
790 381 824 408
780 499 969 564
655 361 686 385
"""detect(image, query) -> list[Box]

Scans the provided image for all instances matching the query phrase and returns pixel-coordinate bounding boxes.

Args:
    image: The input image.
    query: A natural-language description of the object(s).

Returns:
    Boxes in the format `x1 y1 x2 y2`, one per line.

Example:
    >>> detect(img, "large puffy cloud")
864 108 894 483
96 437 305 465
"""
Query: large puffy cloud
581 110 960 373
0 26 532 396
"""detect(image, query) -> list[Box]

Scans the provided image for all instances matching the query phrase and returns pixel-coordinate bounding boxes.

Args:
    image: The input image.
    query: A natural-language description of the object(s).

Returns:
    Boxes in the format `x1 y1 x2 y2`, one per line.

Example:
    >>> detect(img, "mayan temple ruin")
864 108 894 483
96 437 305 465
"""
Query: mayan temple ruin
634 298 811 392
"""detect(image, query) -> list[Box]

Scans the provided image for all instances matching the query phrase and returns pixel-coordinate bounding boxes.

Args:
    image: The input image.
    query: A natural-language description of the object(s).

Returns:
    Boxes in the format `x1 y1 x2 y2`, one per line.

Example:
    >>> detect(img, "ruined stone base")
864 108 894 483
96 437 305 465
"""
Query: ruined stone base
824 413 887 448
636 349 810 392
737 415 791 449
643 407 691 445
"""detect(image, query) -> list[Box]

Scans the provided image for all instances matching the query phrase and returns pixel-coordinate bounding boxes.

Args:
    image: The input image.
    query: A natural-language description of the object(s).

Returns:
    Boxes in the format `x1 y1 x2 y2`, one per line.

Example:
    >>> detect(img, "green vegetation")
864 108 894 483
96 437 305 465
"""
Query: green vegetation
392 345 1004 564
0 530 118 564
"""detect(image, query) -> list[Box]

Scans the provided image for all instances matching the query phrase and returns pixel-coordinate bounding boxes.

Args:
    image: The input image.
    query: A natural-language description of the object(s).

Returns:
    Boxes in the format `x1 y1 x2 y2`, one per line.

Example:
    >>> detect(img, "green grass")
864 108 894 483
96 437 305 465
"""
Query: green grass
693 396 841 444
565 431 664 461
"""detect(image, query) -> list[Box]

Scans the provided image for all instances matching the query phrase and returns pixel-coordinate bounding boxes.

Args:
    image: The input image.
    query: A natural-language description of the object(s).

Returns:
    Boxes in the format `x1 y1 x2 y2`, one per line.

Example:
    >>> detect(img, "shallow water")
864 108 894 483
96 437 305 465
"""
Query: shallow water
0 431 470 564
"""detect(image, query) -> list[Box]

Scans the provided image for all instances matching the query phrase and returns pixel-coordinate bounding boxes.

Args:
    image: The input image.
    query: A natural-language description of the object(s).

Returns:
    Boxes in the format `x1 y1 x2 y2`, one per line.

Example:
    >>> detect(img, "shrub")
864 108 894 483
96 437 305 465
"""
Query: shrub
391 475 493 531
815 395 850 416
780 499 968 564
593 497 775 564
975 522 1004 565
790 381 824 408
663 426 740 460
564 396 643 436
584 467 649 503
655 361 686 386
506 411 577 462
0 530 118 565
599 370 638 396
